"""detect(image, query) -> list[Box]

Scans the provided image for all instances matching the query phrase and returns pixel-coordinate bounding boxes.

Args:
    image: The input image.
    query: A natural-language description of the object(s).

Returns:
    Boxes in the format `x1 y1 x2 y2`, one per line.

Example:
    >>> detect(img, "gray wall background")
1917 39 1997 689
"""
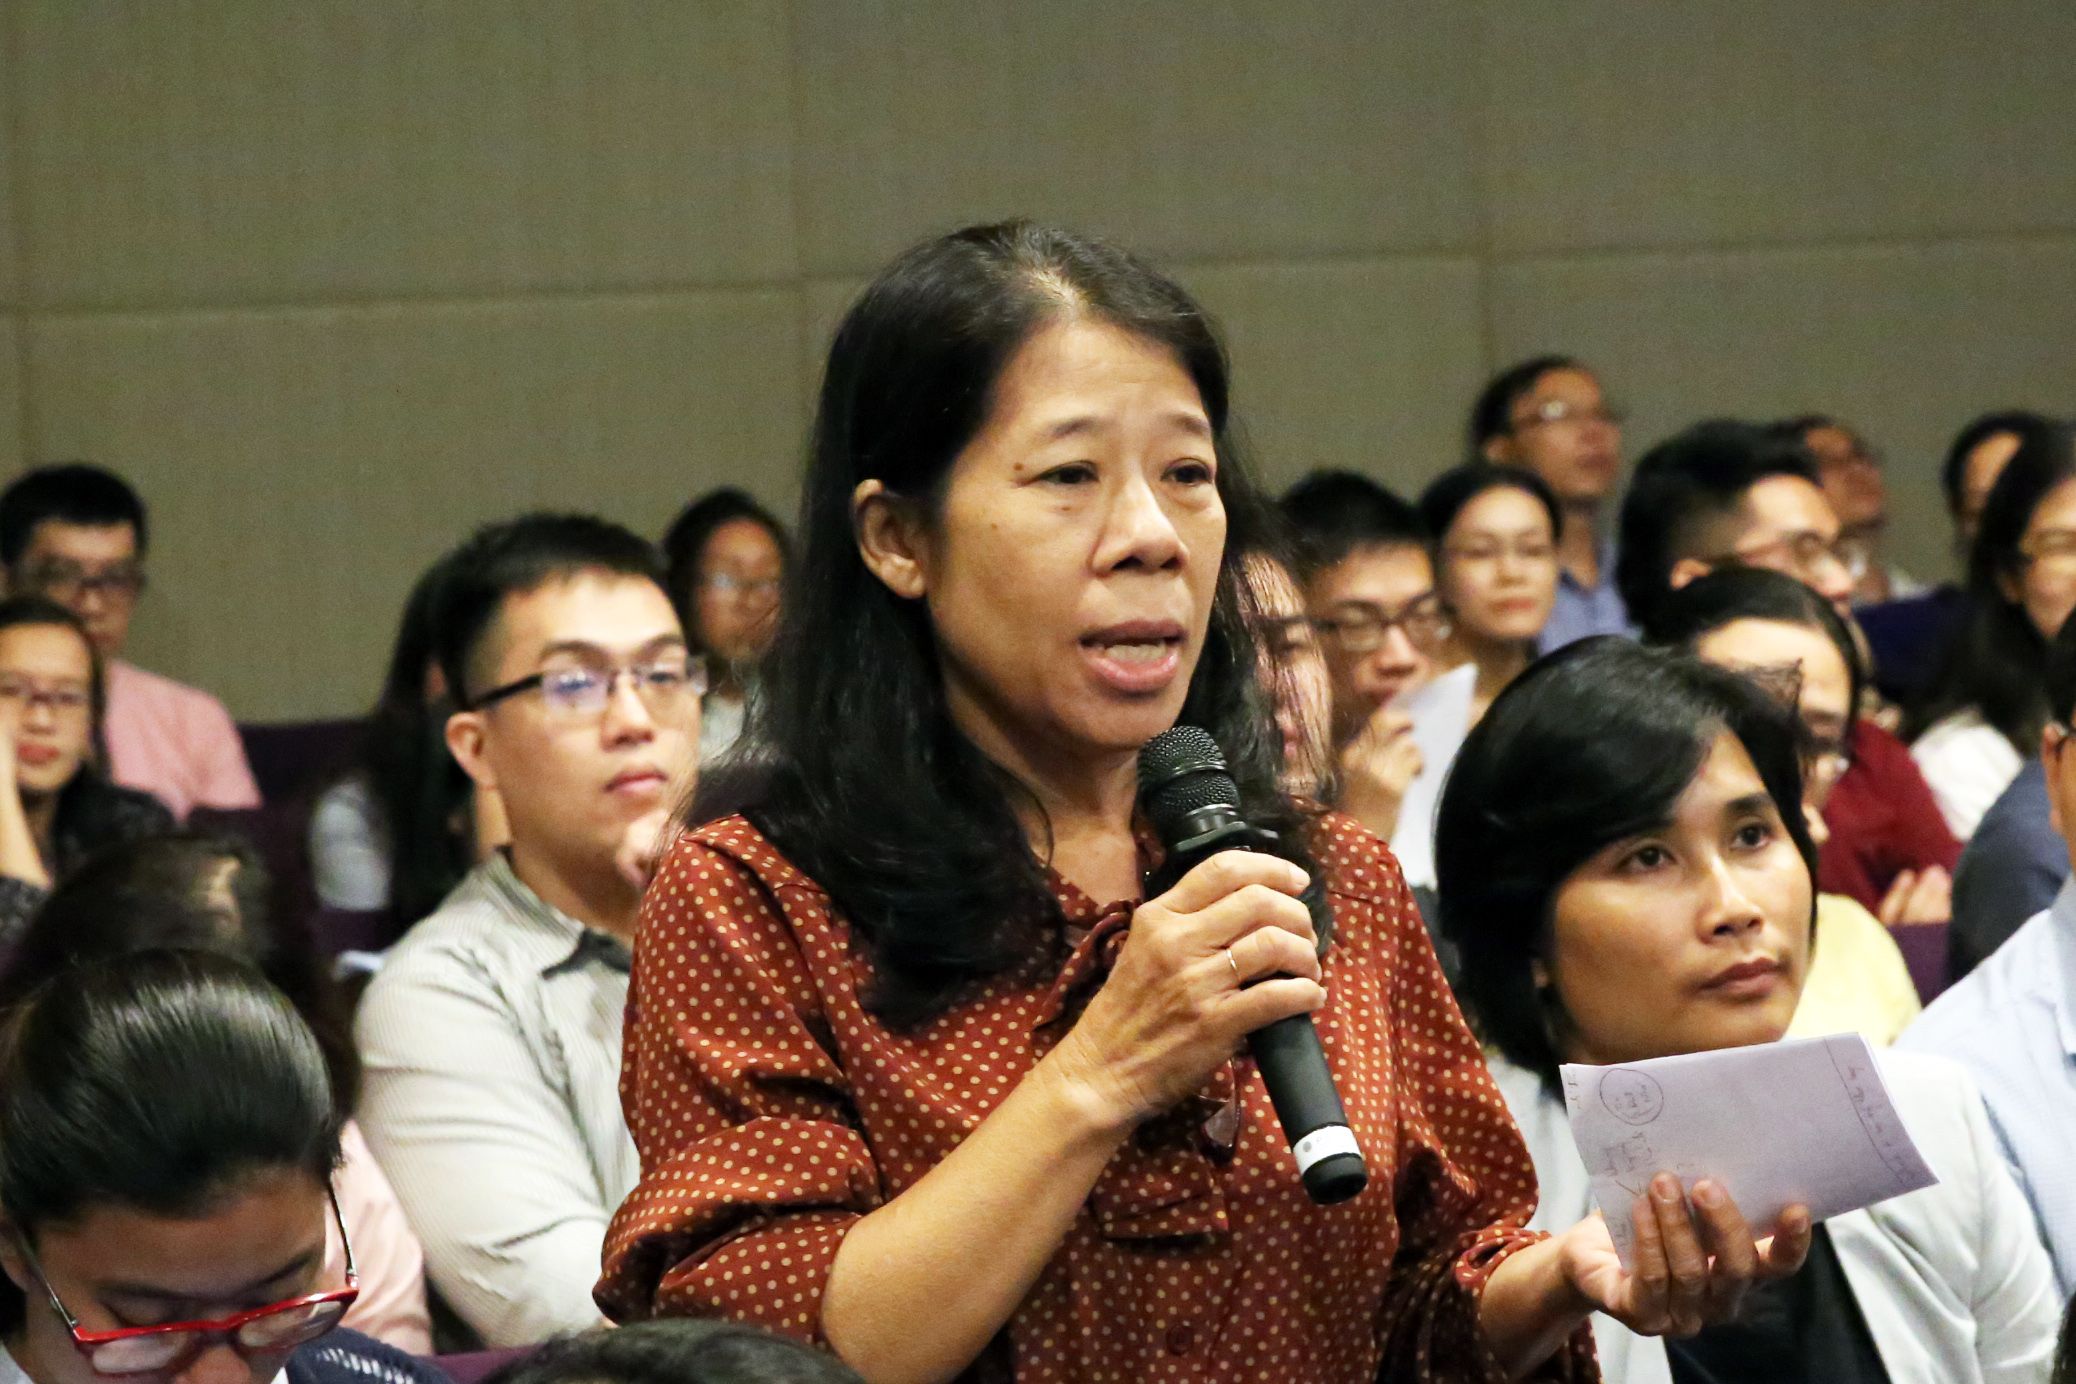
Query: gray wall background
2 1 2073 719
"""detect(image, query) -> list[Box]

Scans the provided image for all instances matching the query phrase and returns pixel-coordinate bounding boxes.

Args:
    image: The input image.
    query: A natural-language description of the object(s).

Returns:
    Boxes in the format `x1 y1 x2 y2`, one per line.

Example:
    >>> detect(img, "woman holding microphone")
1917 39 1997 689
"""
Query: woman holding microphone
598 222 1803 1382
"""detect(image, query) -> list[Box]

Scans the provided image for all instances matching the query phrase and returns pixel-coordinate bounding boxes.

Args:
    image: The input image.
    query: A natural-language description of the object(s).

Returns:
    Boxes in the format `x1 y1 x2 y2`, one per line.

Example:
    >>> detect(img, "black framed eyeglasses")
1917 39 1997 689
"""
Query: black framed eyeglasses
467 656 709 718
21 1187 357 1377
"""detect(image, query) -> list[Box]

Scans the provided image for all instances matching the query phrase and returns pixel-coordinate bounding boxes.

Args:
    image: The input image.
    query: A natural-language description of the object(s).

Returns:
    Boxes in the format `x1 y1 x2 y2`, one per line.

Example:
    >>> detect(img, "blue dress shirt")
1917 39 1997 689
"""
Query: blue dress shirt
1900 877 2076 1295
1538 540 1633 653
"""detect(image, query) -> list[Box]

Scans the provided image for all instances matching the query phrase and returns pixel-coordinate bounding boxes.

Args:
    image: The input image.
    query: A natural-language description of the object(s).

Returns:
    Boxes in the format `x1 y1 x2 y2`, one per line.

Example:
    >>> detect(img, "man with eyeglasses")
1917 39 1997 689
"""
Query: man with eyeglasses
1280 472 1465 937
1616 419 1959 935
0 463 259 820
1469 356 1630 651
356 514 699 1346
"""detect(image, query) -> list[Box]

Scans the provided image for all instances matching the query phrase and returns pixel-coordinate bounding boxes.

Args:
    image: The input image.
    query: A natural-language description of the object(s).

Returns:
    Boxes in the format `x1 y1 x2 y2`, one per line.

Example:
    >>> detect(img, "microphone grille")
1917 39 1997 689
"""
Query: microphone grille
1138 726 1242 837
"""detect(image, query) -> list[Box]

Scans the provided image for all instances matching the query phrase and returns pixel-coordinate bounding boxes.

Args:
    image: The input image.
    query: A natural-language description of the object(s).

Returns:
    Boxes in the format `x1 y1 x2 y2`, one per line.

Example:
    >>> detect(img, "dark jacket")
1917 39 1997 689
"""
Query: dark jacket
0 773 174 948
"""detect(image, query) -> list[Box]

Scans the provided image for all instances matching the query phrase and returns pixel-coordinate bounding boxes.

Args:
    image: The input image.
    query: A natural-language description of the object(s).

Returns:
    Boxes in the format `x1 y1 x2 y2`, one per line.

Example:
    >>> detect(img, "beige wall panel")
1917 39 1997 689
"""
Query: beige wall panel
23 290 805 719
790 0 1481 277
17 0 797 308
1488 240 2076 582
0 317 21 474
1483 2 2076 254
1186 258 1486 495
799 259 1483 501
0 85 17 310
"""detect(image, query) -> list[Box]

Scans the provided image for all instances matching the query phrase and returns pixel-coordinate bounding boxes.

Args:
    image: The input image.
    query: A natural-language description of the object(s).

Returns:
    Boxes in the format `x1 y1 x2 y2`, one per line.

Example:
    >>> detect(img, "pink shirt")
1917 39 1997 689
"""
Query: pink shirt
330 1120 435 1354
103 660 261 819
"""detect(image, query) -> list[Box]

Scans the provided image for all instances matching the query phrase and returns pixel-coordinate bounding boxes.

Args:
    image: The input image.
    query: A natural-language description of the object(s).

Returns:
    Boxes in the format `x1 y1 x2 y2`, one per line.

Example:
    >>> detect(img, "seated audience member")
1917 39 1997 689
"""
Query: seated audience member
1781 414 1920 605
356 514 700 1346
0 951 449 1384
0 464 259 819
1902 605 2076 1295
1616 419 1959 924
661 489 786 765
1860 409 2064 707
0 832 432 1352
1951 750 2068 979
308 557 506 925
1910 420 2076 842
1644 569 1922 1042
0 596 172 948
1436 640 2059 1380
487 1320 863 1384
1418 463 1561 725
1277 471 1452 863
1467 355 1628 648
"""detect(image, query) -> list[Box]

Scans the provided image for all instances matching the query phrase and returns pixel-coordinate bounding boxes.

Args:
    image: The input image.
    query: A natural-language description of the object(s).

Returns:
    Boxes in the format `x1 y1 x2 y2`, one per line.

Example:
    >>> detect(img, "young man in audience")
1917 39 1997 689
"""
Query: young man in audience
0 463 259 819
1467 355 1628 649
355 513 699 1346
1783 413 1920 605
1278 471 1439 846
1902 607 2076 1296
1614 420 1959 929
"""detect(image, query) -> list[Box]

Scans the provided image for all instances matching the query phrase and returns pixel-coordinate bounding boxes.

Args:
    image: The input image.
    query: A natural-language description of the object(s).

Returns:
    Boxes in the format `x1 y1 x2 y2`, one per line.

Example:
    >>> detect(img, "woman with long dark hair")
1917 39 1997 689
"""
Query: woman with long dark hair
0 951 446 1384
1911 421 2076 840
307 556 505 932
0 596 170 948
598 222 1799 1382
0 832 432 1351
1436 640 2058 1381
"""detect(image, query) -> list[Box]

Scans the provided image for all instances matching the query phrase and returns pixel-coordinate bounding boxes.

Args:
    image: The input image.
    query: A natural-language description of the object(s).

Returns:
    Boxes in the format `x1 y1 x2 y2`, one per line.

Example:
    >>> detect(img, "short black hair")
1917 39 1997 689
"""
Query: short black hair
1434 639 1816 1090
1467 355 1586 456
1418 463 1564 547
1277 470 1426 578
488 1321 861 1384
1614 420 1821 630
430 513 667 707
0 463 149 567
1940 410 2063 516
660 488 791 653
1642 566 1866 740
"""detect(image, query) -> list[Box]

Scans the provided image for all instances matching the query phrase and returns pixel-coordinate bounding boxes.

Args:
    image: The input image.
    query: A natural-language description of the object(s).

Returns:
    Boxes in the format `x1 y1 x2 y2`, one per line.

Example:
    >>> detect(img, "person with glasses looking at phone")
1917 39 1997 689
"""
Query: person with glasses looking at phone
0 596 172 951
0 950 448 1384
1616 420 1959 935
661 490 789 766
355 514 699 1347
1909 423 2076 845
0 465 258 821
1468 356 1629 651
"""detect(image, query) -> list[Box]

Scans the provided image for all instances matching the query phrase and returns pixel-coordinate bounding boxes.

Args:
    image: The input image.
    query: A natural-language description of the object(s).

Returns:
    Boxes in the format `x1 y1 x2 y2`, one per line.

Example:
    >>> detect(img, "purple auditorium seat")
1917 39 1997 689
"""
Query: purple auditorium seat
1890 921 1951 1006
236 717 366 806
431 1347 536 1384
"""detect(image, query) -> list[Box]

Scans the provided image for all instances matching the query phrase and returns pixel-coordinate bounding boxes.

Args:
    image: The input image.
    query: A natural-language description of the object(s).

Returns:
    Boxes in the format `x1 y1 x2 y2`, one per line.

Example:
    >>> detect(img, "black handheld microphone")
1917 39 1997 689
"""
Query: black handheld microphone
1137 725 1368 1205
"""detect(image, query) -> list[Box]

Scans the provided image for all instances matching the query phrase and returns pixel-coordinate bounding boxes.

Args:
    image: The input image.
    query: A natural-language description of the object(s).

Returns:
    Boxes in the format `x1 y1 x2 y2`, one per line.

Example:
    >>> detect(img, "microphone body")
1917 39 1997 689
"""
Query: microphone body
1139 728 1368 1205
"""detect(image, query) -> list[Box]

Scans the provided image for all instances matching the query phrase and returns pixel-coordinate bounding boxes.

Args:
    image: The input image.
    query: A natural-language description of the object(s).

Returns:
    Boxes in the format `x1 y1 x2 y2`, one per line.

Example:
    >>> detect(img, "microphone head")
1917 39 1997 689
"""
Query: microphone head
1138 726 1242 842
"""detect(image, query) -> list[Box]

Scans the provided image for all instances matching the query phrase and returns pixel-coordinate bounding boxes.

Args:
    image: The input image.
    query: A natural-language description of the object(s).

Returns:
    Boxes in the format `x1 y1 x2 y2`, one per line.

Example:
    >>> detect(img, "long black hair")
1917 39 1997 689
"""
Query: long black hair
487 1320 861 1384
1434 640 1816 1090
0 950 340 1328
342 555 478 932
699 221 1303 1029
1912 420 2076 751
0 830 361 1111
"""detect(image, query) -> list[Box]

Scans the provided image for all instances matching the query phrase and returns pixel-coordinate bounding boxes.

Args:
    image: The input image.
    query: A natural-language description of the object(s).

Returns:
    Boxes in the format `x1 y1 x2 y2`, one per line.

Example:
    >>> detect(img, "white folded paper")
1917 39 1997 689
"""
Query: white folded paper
1560 1034 1937 1269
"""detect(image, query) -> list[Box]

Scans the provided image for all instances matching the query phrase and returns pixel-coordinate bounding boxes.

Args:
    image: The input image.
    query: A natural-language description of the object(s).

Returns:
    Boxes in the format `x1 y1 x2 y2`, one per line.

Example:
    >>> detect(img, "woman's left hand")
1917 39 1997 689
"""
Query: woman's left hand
1556 1174 1812 1338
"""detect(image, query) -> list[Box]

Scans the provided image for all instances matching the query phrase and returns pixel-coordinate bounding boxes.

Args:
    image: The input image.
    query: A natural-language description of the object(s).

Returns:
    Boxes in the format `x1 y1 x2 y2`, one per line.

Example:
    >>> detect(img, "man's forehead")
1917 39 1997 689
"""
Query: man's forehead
25 520 138 562
1738 475 1836 537
488 574 682 663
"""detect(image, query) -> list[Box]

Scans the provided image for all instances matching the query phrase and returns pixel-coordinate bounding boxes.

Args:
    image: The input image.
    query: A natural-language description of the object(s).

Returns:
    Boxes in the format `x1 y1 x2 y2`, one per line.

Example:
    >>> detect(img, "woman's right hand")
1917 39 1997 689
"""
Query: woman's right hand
1046 852 1324 1133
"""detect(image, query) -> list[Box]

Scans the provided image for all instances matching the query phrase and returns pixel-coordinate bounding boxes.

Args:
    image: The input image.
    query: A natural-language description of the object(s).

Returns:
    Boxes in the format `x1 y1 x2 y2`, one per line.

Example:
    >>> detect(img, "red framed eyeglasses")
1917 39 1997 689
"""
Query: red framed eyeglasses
20 1188 358 1377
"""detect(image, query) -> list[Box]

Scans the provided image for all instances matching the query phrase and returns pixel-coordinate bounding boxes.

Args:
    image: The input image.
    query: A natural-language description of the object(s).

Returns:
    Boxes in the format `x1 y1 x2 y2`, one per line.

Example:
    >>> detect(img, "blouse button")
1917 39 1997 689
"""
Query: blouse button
1164 1323 1196 1355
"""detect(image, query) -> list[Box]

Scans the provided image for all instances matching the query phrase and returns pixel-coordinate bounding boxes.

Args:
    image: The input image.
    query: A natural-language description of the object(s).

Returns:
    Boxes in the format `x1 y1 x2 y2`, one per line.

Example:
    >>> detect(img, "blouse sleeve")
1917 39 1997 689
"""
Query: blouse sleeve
597 835 883 1342
1358 849 1598 1381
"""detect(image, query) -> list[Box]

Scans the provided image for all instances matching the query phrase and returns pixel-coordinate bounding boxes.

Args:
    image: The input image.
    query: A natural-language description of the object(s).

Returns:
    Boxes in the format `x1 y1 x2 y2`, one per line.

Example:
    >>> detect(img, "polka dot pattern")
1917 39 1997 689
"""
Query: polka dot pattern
597 812 1596 1382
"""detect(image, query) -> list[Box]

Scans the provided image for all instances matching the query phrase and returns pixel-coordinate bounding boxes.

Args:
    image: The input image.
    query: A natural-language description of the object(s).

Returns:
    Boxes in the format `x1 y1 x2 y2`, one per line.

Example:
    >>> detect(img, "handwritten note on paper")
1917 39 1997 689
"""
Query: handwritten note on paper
1560 1034 1938 1269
